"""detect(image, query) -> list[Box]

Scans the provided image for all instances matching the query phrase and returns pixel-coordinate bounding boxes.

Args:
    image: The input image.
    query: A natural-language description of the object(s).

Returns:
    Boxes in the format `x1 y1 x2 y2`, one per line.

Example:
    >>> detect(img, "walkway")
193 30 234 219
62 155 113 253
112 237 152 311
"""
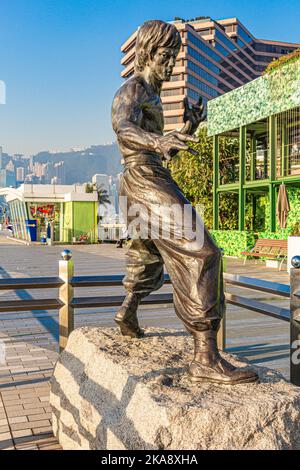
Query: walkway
0 243 291 449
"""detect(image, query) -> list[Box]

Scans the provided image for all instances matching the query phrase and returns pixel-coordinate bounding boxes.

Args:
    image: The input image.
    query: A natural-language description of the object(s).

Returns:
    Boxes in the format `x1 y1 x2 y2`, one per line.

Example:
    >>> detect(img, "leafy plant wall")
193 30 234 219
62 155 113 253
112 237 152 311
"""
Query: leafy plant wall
210 230 255 257
207 59 300 136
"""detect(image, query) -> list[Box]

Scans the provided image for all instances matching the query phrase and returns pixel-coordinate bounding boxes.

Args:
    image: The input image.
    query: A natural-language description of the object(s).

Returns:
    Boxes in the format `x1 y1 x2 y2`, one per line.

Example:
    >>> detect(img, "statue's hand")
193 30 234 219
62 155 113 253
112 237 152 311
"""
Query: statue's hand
155 131 199 161
181 97 206 135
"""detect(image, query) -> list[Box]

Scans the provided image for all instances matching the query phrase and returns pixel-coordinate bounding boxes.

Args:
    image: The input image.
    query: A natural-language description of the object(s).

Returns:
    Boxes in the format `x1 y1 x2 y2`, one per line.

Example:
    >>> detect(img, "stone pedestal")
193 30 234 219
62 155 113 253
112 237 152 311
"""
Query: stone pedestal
50 327 300 450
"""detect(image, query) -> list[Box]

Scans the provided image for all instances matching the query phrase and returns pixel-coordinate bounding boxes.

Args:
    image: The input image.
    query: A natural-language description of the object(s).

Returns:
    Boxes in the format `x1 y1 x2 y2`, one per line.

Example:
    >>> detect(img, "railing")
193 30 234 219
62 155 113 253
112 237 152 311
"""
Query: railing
0 249 299 386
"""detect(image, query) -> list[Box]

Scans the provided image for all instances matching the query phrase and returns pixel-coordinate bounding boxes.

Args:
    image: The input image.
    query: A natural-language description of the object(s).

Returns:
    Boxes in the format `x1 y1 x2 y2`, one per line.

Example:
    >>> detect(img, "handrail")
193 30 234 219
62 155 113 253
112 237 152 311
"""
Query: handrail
0 248 299 385
225 292 290 322
0 277 64 290
71 293 173 309
71 274 171 288
224 273 290 298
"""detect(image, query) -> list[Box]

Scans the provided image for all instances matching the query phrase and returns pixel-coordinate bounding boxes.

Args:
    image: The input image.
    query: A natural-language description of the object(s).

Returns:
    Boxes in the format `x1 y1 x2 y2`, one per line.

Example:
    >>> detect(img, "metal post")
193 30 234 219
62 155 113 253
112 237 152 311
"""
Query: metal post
213 135 219 230
269 183 277 232
290 256 300 386
59 249 74 352
238 126 246 231
217 249 226 351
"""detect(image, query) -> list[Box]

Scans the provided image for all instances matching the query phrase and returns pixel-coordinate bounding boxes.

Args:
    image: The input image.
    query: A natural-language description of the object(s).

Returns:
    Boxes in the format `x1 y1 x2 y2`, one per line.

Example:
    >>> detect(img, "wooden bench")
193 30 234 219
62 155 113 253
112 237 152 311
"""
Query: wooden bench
241 239 287 270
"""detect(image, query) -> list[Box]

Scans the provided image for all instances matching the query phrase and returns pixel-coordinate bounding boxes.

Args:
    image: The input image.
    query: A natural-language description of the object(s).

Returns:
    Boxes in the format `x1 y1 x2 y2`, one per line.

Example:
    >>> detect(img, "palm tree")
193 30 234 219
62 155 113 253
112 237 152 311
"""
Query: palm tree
85 183 111 205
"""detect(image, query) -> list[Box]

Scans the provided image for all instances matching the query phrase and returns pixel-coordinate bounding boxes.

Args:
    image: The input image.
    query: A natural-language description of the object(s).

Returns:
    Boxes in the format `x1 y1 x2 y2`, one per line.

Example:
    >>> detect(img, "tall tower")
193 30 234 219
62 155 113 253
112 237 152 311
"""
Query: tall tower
0 146 2 170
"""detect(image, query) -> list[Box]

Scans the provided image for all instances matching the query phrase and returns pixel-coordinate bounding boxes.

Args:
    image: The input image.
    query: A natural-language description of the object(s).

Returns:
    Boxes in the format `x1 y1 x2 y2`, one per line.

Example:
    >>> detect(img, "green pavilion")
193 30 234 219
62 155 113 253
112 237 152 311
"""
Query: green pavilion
207 54 300 238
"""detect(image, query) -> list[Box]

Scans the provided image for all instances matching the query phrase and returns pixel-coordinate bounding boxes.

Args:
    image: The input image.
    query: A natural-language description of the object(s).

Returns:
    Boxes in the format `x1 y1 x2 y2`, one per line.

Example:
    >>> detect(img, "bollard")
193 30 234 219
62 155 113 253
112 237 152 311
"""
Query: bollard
217 248 226 351
59 249 74 352
290 256 300 386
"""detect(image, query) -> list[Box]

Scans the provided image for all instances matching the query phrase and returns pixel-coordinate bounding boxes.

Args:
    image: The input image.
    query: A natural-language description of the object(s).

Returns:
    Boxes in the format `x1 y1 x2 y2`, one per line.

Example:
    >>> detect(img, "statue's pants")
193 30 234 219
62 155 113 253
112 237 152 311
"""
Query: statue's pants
120 154 225 333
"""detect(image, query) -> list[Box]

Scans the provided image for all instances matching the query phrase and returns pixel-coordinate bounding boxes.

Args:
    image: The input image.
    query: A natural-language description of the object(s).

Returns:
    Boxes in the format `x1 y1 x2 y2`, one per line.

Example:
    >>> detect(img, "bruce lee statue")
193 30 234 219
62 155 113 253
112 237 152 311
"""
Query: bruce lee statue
111 20 258 385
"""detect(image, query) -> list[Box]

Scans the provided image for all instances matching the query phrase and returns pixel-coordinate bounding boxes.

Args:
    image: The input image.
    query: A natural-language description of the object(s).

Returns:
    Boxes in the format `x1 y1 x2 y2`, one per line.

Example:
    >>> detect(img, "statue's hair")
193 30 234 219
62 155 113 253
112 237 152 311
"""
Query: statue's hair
134 20 181 73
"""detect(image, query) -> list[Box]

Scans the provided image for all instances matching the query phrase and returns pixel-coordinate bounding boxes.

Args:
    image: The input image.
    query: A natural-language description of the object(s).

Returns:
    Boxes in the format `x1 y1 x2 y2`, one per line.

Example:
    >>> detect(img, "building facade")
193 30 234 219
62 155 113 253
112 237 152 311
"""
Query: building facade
121 17 300 131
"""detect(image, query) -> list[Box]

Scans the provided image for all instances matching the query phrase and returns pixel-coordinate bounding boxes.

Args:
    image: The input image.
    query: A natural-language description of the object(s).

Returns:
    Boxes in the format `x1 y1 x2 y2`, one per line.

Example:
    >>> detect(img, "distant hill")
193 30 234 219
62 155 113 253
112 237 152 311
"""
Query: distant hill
34 142 122 183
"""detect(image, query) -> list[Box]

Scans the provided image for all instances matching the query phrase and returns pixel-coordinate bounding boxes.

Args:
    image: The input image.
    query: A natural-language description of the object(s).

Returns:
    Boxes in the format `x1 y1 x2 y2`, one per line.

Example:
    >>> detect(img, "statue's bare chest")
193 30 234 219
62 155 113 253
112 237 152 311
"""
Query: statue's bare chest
138 94 164 135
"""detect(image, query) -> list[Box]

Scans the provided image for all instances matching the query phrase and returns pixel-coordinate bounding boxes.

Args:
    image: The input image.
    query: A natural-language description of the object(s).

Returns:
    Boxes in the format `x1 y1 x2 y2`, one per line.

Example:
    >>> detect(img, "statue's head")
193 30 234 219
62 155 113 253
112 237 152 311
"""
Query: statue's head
134 20 182 82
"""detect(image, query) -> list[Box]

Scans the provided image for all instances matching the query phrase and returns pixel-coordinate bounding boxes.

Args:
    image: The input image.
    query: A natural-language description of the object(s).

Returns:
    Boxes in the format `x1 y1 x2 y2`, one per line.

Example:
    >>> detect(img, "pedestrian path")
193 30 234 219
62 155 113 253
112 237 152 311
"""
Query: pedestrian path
0 244 292 450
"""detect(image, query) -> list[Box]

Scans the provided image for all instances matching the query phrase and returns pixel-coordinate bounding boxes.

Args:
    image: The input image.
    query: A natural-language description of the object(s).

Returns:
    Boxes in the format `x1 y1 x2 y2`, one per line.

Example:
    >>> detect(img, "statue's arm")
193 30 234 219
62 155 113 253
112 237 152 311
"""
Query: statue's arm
112 81 198 160
112 82 161 153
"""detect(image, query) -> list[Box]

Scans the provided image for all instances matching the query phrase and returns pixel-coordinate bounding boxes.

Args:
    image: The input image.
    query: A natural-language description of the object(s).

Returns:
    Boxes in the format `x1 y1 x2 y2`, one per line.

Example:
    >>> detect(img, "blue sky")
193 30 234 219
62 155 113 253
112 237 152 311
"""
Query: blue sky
0 0 299 155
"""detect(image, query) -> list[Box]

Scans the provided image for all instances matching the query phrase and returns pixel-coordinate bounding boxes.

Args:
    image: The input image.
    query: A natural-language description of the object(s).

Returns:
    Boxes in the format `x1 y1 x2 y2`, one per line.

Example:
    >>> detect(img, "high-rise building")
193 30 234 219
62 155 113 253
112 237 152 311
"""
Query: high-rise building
16 167 25 183
121 17 300 131
0 146 3 170
0 169 16 188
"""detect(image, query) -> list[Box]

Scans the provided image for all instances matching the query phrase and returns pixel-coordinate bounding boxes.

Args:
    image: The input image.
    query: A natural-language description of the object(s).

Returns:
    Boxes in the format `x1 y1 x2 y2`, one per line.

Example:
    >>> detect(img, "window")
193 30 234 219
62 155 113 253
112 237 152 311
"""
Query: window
161 88 181 97
170 75 181 82
187 75 219 98
187 31 220 62
187 60 218 86
164 116 181 125
187 89 208 105
215 30 237 52
187 46 219 74
163 103 182 111
237 26 253 44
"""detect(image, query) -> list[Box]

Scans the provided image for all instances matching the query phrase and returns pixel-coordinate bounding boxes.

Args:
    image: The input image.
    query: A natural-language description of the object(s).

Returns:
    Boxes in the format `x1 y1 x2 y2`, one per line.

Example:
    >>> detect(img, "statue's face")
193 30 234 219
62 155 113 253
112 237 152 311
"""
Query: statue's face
148 47 178 82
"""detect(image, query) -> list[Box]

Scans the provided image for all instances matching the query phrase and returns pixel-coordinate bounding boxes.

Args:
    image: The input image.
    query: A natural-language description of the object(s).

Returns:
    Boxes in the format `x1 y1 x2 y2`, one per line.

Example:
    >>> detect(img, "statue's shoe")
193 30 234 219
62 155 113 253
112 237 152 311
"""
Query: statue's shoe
114 308 144 339
189 357 259 385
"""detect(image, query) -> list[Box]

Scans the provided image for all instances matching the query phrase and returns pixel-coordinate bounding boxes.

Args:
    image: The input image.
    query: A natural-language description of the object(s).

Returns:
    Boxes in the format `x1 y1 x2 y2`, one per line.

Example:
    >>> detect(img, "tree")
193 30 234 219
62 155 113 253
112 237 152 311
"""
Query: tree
168 124 239 230
85 183 111 205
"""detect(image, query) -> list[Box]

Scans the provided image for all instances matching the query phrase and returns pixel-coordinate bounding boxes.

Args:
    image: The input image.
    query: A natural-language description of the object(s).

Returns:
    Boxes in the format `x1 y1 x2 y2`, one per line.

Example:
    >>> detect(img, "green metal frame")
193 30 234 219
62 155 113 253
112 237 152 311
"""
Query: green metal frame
212 113 300 232
239 126 246 231
213 135 219 230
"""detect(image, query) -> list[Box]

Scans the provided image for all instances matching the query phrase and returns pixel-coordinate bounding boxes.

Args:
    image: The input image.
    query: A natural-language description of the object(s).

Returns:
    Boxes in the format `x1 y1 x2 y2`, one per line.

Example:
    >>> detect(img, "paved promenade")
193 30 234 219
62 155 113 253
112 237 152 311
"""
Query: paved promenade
0 232 291 450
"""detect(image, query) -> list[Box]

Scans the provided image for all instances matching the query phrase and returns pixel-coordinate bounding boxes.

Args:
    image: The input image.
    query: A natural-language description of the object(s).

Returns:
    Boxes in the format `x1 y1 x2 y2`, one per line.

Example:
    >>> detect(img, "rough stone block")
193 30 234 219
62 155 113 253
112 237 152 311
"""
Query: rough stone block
50 327 300 450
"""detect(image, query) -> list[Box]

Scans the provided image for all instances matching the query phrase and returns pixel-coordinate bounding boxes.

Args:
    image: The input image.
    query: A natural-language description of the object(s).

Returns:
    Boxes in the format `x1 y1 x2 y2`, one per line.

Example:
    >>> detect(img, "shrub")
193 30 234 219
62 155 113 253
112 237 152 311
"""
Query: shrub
210 230 255 258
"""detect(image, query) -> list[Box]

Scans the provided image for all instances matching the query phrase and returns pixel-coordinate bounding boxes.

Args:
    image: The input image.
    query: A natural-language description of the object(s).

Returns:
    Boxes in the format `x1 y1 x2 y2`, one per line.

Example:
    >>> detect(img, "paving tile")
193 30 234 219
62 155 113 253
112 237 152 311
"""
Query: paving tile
1 399 25 406
28 419 51 429
15 443 38 450
20 397 41 405
0 432 12 441
0 425 10 433
8 416 28 424
0 392 20 399
23 402 47 410
0 439 14 450
11 421 37 431
28 413 51 422
38 443 61 450
5 405 24 416
32 426 52 435
8 408 44 418
12 429 33 439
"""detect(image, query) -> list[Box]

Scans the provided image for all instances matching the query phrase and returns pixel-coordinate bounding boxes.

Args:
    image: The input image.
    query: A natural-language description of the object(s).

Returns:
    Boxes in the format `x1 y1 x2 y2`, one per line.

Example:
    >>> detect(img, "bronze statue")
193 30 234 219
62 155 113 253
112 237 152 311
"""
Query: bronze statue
112 20 258 385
